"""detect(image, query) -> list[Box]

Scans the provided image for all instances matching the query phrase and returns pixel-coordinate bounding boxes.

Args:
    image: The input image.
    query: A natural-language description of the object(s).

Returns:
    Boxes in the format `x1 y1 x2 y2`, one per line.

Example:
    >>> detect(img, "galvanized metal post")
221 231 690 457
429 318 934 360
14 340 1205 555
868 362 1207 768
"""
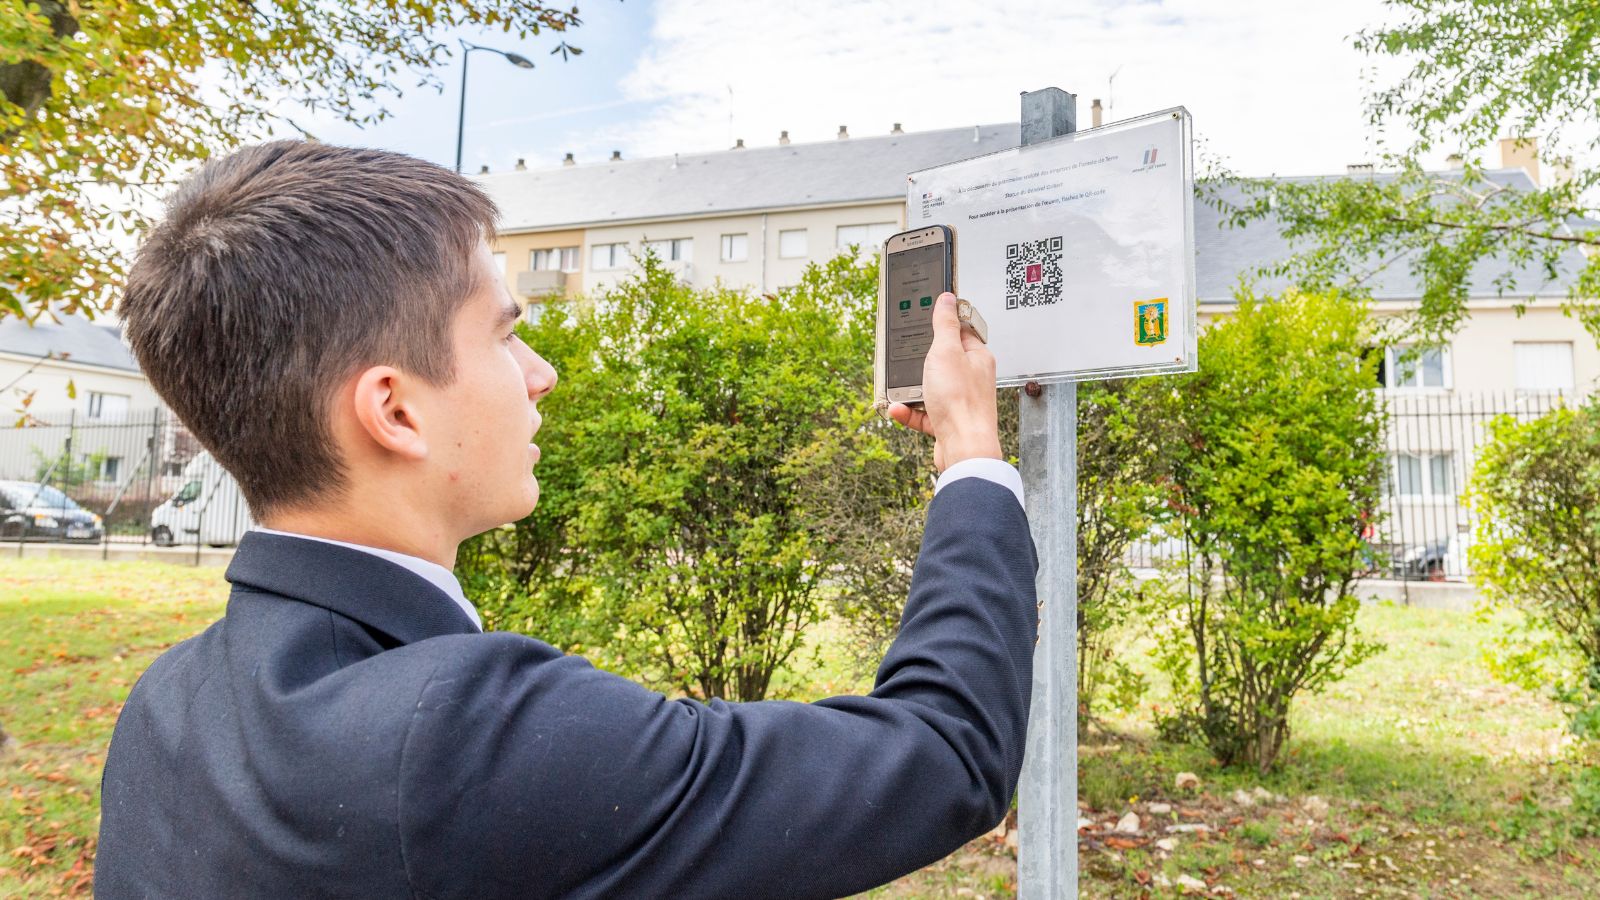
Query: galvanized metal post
1017 86 1078 899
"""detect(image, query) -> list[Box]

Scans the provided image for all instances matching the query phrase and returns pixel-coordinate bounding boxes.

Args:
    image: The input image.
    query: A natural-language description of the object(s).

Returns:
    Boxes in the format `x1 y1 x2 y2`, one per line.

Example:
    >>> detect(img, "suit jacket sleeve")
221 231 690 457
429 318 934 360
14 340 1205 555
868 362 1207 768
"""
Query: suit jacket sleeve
398 476 1038 900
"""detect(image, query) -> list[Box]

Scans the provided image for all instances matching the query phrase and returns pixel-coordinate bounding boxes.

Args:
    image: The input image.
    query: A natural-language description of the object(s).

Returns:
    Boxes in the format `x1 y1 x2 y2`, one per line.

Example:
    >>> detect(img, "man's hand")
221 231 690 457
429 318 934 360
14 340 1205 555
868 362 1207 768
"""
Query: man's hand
888 292 1002 473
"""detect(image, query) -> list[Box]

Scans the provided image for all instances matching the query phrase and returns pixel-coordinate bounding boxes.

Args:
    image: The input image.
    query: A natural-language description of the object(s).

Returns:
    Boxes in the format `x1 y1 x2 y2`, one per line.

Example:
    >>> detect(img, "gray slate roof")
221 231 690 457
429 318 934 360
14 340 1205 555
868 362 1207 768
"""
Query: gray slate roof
0 312 140 372
479 125 1589 305
1194 170 1586 303
478 124 1021 231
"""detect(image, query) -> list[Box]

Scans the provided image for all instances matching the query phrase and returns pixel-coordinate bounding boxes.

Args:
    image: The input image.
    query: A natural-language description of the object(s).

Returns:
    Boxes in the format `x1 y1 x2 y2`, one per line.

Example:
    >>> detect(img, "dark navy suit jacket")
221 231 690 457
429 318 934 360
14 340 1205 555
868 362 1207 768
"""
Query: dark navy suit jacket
96 477 1037 898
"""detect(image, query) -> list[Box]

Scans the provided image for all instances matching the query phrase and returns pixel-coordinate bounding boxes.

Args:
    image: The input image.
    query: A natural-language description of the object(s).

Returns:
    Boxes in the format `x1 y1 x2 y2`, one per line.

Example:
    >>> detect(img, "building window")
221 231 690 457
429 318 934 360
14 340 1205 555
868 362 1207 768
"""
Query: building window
720 233 749 262
532 247 581 272
778 229 808 259
523 302 545 325
87 392 129 422
98 456 121 483
643 238 693 263
835 222 898 252
1390 452 1455 499
1514 341 1574 393
591 242 627 270
1381 345 1450 390
492 252 508 275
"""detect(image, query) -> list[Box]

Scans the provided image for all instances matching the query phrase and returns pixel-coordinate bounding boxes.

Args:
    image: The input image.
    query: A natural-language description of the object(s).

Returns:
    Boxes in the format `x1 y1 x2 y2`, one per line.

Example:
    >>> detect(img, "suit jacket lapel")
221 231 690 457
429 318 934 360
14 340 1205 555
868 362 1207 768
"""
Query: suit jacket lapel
225 531 479 645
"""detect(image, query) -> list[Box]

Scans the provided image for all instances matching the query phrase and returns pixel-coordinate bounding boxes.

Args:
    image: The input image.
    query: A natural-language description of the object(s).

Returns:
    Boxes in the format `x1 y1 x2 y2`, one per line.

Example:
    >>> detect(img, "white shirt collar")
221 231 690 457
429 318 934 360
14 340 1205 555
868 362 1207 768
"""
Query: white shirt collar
252 527 482 631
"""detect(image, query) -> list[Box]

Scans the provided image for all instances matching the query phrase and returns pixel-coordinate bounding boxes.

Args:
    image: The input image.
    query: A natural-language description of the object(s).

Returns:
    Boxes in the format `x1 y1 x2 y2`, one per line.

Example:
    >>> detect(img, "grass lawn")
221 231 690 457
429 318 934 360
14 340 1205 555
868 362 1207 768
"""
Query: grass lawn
0 558 229 897
2 557 1596 897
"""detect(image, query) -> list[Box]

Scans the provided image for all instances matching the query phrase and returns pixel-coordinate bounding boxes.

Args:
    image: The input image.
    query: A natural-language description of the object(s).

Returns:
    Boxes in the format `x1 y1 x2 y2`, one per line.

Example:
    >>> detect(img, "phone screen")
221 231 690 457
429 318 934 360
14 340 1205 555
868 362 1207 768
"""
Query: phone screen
884 240 949 391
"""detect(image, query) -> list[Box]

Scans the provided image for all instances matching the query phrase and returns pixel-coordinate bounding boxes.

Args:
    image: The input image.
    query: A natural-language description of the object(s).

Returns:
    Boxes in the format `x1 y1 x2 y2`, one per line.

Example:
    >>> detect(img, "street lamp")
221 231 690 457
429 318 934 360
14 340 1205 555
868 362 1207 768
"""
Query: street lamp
455 39 536 174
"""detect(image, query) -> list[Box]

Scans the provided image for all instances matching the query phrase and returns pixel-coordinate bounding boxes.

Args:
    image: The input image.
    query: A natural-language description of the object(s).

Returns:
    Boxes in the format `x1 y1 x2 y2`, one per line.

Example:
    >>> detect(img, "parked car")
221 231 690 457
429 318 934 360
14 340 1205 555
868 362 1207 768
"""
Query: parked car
149 453 255 547
1392 536 1454 581
0 481 104 542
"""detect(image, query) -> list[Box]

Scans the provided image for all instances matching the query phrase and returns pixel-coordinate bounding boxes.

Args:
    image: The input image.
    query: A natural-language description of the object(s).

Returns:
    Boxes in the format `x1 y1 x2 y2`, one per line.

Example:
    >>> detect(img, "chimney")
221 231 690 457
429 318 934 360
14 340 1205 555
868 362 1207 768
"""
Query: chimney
515 158 527 171
1091 98 1103 128
732 138 745 149
1445 153 1464 169
778 130 790 145
479 164 490 174
562 152 575 167
610 150 622 161
1347 163 1375 175
891 122 904 134
837 125 849 139
1499 136 1540 185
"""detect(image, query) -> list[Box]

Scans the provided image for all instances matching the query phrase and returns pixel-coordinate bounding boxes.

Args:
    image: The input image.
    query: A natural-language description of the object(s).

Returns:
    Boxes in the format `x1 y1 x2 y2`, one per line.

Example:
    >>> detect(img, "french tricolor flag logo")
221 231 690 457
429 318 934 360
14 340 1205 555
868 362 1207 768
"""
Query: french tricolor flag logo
1142 147 1159 165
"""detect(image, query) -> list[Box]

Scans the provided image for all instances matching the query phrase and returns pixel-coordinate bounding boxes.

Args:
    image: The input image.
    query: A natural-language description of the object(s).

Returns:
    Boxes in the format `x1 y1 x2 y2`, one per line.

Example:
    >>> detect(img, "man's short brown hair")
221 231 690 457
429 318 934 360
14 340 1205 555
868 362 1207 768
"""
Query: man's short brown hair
121 141 498 518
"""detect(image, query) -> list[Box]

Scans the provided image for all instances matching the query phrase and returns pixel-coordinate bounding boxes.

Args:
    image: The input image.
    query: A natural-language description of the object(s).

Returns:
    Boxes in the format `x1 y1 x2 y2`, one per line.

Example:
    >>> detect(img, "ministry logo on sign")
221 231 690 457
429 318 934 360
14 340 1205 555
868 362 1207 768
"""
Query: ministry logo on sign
1134 299 1168 346
1141 147 1159 165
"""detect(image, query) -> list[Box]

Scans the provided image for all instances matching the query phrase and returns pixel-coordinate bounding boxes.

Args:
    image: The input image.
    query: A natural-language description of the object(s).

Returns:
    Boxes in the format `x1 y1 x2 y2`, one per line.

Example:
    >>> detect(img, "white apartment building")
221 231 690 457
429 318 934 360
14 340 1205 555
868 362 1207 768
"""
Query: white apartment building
476 123 1016 300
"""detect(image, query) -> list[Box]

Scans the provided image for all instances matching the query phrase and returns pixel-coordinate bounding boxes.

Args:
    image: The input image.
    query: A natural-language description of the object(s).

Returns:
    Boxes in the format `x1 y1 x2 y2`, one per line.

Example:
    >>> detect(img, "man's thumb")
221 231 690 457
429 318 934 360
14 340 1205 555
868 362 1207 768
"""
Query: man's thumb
930 292 959 346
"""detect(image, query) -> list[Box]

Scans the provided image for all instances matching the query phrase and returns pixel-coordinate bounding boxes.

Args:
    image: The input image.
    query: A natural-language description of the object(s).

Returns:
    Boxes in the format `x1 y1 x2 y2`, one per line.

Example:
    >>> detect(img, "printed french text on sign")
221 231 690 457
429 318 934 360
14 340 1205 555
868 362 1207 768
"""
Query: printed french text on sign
904 108 1195 384
1004 236 1064 309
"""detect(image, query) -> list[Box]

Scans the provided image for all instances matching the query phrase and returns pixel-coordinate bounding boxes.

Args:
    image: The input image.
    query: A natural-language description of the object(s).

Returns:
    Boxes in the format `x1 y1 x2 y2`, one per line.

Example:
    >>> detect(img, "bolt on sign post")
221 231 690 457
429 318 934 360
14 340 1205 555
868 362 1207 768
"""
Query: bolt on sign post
906 88 1196 897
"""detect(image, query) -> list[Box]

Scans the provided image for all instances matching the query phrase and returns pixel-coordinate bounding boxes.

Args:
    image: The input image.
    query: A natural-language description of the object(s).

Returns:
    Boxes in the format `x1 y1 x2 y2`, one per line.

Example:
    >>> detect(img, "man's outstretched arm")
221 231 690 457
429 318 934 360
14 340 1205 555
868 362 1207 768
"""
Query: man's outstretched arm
399 472 1035 899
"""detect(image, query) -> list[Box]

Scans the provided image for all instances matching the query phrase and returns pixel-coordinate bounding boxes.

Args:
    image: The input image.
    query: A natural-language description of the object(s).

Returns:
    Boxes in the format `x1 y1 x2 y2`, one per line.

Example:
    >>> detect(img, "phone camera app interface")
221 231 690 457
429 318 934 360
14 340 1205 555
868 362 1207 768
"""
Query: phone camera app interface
886 243 945 389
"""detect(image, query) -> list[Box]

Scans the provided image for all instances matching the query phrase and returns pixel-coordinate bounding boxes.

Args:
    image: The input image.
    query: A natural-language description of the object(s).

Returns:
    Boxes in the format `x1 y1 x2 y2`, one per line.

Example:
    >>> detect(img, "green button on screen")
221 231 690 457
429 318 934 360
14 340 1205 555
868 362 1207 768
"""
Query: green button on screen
899 299 911 310
919 296 933 307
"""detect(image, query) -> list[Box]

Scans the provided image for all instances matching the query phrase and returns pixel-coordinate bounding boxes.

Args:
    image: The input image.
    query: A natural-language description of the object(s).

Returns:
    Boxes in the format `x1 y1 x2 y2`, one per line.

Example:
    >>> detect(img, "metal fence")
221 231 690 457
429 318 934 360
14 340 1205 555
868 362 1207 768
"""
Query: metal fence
0 407 254 561
1127 390 1574 581
0 392 1576 575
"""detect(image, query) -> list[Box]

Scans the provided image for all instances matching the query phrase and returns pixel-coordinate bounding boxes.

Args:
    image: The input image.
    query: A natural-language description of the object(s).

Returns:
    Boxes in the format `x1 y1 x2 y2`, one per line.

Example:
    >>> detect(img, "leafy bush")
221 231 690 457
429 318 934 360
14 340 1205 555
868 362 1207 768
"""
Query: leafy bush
1468 399 1600 817
1073 380 1166 722
1149 290 1385 773
458 254 875 702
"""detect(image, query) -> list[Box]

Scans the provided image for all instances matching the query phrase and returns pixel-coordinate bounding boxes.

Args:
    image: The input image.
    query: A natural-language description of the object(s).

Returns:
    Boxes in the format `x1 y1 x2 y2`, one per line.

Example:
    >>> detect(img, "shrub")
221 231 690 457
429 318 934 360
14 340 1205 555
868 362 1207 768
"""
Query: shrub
458 254 875 702
1468 399 1600 816
1150 289 1385 773
1073 379 1167 723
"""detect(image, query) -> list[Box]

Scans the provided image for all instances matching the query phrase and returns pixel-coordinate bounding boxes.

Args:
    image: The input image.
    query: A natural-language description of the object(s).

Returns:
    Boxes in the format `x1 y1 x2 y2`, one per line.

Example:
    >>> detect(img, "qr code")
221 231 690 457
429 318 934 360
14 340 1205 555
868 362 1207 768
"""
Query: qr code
1005 236 1064 310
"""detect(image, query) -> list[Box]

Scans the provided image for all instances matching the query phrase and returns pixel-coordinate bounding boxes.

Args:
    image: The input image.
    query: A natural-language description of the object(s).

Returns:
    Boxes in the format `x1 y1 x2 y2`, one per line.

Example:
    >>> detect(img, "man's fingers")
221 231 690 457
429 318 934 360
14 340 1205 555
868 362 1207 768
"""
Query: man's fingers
887 402 933 435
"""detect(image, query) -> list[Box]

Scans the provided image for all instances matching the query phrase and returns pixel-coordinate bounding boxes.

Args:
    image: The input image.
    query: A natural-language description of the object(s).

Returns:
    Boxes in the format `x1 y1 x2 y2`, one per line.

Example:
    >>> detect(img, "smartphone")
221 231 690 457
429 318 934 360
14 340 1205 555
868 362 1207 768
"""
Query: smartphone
879 225 955 407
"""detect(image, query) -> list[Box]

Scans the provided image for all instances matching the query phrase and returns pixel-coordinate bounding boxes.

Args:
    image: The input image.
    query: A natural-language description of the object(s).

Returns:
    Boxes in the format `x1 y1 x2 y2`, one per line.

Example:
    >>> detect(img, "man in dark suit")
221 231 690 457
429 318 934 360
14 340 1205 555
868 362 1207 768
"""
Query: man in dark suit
97 141 1037 898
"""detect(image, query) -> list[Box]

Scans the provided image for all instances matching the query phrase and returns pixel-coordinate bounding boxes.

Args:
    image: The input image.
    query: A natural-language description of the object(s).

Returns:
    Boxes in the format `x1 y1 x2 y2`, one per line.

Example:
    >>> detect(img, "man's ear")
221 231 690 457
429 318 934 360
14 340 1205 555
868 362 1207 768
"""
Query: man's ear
350 366 428 461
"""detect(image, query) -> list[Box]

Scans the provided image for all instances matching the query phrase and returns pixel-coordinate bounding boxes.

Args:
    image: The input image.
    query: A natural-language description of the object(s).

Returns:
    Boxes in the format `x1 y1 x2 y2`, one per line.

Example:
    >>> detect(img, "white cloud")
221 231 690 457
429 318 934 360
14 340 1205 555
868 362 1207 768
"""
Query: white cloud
600 0 1409 176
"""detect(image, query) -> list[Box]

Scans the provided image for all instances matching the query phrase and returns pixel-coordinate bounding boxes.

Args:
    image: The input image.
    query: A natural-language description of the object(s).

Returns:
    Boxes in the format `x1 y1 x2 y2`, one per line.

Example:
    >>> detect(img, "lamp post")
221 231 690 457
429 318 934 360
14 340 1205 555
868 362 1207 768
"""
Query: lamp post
455 39 536 174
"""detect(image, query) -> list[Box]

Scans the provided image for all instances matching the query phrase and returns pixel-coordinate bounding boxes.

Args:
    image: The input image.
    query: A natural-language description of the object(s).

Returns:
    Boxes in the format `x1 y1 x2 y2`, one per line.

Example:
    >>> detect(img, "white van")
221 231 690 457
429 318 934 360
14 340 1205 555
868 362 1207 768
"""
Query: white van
149 453 255 547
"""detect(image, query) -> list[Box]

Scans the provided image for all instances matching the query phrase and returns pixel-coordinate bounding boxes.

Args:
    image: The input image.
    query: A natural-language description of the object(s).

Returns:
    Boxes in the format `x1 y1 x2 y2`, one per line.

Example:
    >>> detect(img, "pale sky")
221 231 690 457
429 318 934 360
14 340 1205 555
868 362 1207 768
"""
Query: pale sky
293 0 1439 179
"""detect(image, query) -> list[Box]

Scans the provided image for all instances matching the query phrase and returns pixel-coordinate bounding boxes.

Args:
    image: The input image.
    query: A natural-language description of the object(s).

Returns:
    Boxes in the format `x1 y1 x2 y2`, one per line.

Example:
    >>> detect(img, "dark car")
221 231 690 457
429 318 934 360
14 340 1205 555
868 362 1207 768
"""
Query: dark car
0 481 104 542
1391 536 1450 581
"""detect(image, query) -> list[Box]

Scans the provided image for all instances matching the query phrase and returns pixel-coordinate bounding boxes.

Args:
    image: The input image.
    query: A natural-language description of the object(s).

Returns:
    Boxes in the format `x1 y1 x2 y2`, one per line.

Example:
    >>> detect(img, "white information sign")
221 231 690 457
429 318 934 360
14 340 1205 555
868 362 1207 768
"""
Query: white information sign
906 108 1196 385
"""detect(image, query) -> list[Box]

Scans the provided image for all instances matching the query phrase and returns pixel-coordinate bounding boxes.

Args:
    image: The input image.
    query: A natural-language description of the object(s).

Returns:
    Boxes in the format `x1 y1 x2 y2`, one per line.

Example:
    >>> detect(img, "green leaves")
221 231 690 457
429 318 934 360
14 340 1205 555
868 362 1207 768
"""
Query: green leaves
1 0 586 321
1468 398 1600 698
1150 290 1387 773
460 254 877 702
1210 0 1600 344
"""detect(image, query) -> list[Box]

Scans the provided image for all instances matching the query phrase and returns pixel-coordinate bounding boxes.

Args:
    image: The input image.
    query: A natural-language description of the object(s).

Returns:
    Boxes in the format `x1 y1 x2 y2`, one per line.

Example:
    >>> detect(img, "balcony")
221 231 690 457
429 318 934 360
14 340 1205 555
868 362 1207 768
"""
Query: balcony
516 269 567 298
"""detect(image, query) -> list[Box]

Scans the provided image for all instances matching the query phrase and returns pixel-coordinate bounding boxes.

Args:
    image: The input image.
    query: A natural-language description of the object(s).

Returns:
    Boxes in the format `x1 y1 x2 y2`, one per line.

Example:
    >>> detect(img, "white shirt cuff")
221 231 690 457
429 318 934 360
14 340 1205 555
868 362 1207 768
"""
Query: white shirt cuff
935 457 1024 508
